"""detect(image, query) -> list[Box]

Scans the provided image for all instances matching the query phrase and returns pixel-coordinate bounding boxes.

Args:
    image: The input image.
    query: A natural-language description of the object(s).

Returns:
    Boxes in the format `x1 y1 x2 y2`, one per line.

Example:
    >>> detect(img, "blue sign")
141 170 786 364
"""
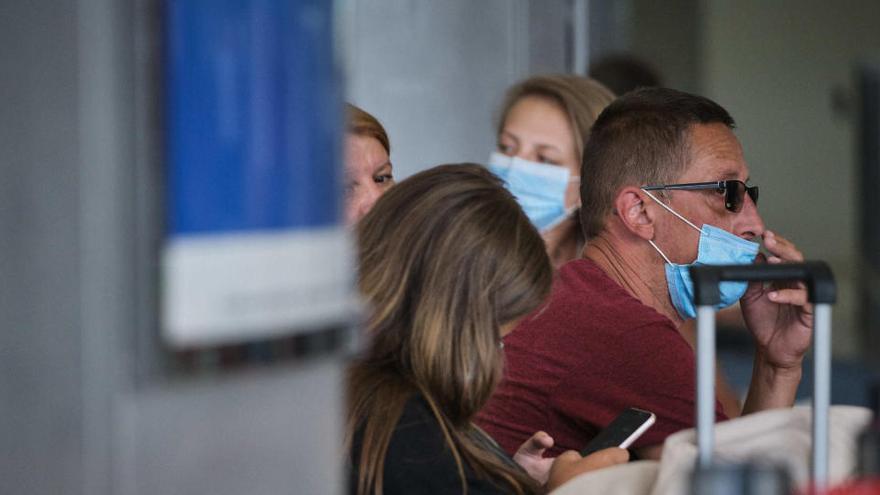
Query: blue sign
166 0 341 235
162 0 353 347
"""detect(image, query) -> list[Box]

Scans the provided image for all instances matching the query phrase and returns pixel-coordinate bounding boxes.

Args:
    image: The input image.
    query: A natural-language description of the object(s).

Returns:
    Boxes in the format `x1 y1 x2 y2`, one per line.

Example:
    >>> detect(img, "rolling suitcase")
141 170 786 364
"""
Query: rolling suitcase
689 262 837 488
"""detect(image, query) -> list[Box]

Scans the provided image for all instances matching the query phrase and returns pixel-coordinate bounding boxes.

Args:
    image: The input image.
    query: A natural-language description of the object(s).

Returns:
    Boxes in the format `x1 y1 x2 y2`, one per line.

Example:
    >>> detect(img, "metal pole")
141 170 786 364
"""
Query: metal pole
696 305 717 468
812 303 832 487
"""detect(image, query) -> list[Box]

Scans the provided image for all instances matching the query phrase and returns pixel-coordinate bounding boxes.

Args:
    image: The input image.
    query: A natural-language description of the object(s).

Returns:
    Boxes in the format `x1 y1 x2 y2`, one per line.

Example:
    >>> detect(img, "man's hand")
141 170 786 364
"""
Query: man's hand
740 230 813 368
512 431 555 485
546 448 629 491
740 230 812 412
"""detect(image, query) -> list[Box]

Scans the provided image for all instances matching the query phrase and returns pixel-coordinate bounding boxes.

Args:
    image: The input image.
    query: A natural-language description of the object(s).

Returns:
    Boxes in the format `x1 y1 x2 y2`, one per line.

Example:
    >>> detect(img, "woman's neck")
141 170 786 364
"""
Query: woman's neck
542 217 581 270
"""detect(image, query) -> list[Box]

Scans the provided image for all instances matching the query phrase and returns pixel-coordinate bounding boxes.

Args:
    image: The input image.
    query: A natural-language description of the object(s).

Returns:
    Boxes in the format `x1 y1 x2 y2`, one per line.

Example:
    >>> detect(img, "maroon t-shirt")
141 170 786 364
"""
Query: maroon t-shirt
476 258 726 456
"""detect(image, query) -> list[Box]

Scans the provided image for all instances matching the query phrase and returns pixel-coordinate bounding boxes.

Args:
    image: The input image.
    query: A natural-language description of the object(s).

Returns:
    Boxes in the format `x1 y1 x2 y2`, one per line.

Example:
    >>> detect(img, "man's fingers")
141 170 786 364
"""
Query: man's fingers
768 288 809 307
742 253 767 299
763 230 803 262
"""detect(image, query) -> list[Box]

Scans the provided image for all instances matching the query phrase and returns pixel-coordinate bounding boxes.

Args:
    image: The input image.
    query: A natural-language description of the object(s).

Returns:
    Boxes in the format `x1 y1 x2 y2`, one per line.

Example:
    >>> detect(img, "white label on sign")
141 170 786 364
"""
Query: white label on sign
161 226 357 347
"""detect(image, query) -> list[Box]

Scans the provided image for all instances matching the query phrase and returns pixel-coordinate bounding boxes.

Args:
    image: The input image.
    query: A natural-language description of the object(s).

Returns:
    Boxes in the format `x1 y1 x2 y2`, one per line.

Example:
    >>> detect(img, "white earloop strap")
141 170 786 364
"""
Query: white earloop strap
648 239 674 265
641 189 704 234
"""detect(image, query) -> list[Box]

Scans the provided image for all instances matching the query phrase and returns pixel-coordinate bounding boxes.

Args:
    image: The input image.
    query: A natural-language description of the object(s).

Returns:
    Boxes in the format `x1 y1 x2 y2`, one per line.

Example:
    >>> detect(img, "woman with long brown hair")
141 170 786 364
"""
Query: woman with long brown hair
348 164 626 495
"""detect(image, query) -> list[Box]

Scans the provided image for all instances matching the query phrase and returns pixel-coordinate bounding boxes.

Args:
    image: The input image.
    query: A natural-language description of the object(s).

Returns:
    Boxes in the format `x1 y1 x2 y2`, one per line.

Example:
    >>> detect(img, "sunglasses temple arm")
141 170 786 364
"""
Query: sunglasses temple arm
652 184 721 191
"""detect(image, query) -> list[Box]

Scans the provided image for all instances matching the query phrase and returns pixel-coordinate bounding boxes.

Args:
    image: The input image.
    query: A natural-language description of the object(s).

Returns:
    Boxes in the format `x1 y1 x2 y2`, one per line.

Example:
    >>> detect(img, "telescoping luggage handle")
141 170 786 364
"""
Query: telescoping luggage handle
688 262 837 487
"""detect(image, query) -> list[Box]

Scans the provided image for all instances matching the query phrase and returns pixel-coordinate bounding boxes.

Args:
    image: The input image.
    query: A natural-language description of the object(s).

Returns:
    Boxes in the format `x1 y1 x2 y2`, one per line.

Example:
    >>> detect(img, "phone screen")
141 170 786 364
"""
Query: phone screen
580 407 656 457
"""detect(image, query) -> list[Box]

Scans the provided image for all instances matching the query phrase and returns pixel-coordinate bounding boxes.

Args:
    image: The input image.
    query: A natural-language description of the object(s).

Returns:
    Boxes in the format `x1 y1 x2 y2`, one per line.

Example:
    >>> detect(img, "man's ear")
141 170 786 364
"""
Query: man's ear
614 187 656 240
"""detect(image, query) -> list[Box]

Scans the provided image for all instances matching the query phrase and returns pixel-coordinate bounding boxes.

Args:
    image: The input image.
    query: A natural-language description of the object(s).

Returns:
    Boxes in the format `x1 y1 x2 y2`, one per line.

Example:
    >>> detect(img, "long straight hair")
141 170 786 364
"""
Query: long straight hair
349 164 553 495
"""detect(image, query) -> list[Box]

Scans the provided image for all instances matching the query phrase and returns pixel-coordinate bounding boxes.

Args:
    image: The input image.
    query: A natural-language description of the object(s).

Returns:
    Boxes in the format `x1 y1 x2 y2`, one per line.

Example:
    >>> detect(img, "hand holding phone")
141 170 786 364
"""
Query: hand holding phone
580 407 656 457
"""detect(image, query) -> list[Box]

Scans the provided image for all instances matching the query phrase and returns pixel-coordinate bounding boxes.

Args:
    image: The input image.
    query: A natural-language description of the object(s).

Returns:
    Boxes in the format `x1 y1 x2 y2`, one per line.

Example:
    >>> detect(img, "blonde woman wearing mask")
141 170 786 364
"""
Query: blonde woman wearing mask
488 75 614 269
348 164 627 495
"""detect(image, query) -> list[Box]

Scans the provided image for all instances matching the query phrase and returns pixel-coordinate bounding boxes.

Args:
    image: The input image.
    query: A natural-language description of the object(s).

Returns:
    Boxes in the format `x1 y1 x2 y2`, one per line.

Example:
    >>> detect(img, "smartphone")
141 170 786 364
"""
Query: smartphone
580 407 656 457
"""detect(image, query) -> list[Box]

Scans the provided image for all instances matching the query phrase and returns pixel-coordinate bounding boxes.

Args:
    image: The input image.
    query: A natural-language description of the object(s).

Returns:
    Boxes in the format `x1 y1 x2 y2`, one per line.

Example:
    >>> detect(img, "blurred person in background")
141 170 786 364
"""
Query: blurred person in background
348 164 628 495
588 53 663 97
345 103 395 225
488 75 614 270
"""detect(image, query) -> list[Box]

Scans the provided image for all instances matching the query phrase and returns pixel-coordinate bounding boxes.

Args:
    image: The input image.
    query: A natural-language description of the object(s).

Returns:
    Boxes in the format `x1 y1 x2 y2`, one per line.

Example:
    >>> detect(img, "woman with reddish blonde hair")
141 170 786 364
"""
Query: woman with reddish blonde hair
345 103 395 225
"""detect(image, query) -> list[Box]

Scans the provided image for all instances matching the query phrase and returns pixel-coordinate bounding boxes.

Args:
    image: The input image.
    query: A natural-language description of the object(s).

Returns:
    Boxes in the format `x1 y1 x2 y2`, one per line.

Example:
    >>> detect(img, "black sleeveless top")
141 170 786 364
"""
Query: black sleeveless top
349 395 519 495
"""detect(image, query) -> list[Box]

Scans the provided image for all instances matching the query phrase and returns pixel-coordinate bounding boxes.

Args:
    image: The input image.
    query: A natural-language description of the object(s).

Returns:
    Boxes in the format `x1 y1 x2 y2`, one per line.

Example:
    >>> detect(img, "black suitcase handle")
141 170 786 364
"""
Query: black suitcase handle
689 261 836 305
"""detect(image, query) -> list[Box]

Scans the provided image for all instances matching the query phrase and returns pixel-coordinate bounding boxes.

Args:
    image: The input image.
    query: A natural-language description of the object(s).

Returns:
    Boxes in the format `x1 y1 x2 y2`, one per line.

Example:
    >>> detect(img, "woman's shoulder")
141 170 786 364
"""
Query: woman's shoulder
380 395 508 495
386 395 454 465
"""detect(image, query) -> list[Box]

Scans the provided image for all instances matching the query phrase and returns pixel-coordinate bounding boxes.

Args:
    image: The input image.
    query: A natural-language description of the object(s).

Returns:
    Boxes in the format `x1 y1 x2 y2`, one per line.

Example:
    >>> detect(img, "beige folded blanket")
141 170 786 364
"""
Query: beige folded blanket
551 405 872 495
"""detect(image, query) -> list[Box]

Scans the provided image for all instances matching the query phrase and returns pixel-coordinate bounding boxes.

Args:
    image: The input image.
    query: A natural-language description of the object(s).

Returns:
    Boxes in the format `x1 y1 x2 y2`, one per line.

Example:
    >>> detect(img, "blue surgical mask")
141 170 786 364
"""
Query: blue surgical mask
642 189 760 320
487 152 579 232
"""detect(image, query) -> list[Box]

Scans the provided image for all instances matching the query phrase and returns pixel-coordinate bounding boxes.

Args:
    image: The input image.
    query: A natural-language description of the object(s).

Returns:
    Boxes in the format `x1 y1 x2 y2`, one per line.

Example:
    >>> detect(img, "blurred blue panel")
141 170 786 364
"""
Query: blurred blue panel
166 0 340 234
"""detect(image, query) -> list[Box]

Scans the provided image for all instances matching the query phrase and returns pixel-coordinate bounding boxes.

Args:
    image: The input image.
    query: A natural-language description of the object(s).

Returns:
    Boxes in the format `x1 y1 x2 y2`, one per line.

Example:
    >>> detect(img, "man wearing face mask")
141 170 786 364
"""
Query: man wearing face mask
476 87 813 460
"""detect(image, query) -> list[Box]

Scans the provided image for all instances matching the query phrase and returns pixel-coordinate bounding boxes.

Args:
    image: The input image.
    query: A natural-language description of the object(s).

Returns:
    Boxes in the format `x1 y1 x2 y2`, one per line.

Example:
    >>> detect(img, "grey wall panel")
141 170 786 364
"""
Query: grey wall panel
345 0 532 180
528 0 572 75
117 360 345 495
629 0 702 94
77 0 137 491
0 0 85 493
344 1 577 181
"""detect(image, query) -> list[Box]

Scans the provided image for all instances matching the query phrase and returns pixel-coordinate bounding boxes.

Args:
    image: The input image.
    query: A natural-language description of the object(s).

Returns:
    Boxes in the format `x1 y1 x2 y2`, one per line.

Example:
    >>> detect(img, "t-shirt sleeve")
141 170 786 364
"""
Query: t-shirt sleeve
549 320 727 451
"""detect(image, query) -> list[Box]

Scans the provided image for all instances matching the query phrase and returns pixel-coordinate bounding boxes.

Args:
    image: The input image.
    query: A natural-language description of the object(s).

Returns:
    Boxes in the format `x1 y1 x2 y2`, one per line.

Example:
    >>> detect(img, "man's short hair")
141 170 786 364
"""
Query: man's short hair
579 87 736 238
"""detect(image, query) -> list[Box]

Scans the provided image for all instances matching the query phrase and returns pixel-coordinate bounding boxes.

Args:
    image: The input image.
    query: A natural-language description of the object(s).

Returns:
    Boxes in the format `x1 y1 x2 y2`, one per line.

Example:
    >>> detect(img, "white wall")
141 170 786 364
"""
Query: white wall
342 0 574 180
701 0 880 356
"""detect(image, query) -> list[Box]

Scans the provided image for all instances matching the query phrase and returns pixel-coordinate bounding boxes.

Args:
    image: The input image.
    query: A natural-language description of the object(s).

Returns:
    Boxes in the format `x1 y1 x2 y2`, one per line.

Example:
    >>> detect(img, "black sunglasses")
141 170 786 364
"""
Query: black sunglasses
642 180 759 213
